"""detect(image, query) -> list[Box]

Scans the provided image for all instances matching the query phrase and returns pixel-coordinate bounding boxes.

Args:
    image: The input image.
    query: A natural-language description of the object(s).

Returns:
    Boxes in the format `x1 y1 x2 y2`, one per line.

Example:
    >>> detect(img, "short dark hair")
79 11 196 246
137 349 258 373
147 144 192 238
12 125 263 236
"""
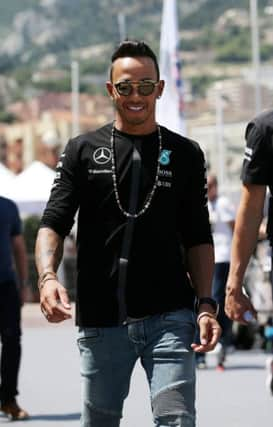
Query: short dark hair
110 39 160 81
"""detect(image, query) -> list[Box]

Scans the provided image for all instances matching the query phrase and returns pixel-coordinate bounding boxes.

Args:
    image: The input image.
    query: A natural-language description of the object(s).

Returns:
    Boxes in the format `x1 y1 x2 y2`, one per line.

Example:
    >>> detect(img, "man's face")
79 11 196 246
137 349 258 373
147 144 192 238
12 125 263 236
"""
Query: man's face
207 176 218 201
106 56 164 134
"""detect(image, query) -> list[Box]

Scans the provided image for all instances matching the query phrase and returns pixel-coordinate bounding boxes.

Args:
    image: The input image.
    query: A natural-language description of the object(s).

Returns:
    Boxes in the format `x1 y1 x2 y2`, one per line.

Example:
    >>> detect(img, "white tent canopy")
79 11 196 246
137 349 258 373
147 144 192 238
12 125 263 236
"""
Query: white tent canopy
0 162 15 197
4 161 55 215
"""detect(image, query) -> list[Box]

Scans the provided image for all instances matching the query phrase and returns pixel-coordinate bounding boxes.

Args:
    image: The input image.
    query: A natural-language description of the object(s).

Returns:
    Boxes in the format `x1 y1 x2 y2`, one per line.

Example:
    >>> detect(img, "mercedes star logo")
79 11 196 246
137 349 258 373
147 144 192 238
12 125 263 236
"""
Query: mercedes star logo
93 147 112 165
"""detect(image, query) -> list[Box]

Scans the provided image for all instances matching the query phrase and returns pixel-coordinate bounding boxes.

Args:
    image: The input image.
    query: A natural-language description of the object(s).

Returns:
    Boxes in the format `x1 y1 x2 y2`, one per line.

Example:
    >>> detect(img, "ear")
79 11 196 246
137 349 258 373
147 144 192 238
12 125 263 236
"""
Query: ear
106 81 114 99
157 80 165 99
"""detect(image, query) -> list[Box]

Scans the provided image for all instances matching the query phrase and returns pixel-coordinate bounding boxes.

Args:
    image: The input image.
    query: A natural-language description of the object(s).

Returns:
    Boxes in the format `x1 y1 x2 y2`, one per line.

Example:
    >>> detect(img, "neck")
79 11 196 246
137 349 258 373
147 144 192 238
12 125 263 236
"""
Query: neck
110 123 162 218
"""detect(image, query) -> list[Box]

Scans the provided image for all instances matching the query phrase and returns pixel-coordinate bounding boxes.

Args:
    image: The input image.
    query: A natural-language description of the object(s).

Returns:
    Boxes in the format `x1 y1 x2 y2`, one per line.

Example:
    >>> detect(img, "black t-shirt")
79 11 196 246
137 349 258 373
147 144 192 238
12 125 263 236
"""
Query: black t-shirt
241 110 273 243
0 196 21 283
241 109 273 191
41 123 213 326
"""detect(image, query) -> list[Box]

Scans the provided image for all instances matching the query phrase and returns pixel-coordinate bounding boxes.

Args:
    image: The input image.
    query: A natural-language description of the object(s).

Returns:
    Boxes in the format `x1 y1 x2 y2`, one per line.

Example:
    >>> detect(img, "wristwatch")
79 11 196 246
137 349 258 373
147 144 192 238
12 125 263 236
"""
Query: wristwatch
195 297 219 316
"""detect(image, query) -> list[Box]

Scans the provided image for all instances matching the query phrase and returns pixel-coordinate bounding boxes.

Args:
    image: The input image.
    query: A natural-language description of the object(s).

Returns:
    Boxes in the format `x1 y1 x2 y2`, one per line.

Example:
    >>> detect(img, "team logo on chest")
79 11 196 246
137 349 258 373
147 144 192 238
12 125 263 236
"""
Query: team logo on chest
159 149 172 166
93 147 112 164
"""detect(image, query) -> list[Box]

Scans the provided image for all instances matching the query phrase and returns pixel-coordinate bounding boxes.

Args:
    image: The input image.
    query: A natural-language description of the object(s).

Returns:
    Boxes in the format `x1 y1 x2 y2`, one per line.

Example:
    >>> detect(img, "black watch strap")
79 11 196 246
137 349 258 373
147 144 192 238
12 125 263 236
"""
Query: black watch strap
195 297 219 315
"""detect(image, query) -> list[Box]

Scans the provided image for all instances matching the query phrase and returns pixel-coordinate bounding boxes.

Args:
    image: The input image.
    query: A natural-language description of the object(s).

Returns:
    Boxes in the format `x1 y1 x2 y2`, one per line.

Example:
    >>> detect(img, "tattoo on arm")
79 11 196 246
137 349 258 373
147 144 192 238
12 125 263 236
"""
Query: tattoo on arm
35 228 64 276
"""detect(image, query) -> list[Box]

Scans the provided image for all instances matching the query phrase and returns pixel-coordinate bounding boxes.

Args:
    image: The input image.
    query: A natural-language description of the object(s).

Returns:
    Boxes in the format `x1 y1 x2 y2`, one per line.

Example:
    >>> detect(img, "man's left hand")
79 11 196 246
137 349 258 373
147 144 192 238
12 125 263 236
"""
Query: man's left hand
191 315 222 352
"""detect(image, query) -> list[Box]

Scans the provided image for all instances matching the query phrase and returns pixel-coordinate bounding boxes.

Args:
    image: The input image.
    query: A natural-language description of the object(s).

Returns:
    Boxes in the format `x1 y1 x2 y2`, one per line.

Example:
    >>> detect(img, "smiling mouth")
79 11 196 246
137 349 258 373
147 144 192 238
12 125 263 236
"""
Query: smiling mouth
127 105 144 112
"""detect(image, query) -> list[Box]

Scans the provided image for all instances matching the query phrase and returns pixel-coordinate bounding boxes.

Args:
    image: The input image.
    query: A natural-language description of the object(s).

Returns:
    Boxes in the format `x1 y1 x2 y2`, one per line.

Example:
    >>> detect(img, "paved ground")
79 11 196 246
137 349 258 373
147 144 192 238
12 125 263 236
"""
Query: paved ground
0 303 272 426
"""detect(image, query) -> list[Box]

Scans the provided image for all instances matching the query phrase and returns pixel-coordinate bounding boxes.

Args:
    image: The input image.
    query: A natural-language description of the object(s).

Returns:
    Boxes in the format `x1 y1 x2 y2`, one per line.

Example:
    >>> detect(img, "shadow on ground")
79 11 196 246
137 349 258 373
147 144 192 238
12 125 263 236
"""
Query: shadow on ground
0 412 80 422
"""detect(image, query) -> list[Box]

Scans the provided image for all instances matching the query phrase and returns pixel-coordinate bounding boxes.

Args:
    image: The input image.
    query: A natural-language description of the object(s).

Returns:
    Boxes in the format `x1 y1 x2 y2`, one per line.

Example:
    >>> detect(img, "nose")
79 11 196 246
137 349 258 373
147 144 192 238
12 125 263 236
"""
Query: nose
130 88 140 98
129 84 142 98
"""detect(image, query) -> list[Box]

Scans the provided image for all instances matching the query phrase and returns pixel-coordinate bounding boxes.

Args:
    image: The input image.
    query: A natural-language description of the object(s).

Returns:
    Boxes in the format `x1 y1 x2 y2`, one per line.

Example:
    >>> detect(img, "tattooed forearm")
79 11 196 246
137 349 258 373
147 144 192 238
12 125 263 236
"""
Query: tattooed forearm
35 227 64 276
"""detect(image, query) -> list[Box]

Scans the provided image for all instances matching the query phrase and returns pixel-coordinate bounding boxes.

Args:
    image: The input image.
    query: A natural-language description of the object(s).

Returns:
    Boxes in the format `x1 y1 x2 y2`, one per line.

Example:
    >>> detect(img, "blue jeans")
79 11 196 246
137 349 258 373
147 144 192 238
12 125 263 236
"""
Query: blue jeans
77 308 196 427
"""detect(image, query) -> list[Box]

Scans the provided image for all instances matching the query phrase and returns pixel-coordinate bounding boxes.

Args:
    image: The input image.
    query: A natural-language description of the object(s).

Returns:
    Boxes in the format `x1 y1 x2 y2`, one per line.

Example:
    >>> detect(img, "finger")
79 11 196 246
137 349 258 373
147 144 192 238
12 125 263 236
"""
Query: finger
45 285 72 317
226 306 244 323
52 301 72 318
199 325 209 346
191 343 214 353
40 299 66 322
208 326 221 349
191 343 205 352
47 313 68 323
41 299 54 317
40 284 72 321
45 292 70 317
41 286 60 316
58 286 71 309
41 299 70 320
46 306 72 322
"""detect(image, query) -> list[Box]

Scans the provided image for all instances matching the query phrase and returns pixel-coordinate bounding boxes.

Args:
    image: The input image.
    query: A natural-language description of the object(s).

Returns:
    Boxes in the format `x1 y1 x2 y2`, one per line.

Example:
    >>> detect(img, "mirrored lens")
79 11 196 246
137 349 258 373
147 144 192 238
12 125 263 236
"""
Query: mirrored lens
138 83 155 96
115 81 157 96
116 82 132 96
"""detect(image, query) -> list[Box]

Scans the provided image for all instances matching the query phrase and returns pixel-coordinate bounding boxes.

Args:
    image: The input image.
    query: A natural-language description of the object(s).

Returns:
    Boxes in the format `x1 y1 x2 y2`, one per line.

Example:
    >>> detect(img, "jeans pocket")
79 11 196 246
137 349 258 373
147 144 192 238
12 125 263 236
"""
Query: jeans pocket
77 327 102 347
160 309 196 352
162 309 195 328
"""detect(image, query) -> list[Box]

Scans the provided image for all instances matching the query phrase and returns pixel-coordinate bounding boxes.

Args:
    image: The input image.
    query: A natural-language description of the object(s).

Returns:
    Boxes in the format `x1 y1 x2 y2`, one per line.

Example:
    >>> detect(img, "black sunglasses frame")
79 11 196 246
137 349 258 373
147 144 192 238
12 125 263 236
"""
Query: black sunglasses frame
113 80 159 96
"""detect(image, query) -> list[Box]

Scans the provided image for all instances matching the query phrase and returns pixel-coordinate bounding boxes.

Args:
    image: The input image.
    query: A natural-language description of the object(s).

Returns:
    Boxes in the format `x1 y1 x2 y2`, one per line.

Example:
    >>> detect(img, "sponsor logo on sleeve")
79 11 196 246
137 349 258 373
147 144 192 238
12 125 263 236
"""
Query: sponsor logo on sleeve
244 146 253 162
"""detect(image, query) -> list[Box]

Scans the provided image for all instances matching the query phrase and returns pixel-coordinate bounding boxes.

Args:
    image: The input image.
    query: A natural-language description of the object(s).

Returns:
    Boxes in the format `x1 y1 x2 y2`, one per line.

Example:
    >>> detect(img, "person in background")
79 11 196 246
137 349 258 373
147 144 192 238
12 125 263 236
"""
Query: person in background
264 317 273 354
35 39 221 427
196 174 235 371
39 130 61 170
0 196 29 420
225 109 273 395
264 316 273 394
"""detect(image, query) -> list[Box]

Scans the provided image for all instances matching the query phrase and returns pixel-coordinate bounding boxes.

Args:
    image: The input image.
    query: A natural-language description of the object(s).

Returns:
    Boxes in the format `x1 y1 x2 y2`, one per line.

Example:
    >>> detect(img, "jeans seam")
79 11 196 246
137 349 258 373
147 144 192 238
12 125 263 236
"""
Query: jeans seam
152 379 193 401
86 400 122 418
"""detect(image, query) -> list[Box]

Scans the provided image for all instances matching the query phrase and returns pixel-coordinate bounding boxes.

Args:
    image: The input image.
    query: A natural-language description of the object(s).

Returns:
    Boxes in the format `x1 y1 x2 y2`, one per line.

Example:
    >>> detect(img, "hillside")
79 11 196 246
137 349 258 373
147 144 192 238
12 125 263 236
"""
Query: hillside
0 0 273 107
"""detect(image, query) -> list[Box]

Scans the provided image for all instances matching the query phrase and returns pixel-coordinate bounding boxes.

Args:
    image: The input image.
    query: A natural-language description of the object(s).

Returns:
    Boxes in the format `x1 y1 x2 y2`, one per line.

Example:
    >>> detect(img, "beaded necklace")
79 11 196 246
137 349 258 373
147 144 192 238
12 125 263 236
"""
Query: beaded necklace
110 124 162 218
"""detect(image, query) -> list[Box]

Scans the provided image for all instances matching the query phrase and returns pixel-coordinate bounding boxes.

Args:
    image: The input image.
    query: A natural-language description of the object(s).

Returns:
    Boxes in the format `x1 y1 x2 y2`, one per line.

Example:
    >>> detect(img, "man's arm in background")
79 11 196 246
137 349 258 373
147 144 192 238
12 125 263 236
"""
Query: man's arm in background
225 183 266 323
12 234 28 303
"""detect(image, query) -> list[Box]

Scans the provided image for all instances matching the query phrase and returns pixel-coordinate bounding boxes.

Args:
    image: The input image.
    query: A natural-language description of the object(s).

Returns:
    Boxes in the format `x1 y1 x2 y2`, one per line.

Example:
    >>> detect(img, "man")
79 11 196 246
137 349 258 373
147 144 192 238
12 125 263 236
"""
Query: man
196 174 235 371
0 195 29 420
225 109 273 394
35 40 221 427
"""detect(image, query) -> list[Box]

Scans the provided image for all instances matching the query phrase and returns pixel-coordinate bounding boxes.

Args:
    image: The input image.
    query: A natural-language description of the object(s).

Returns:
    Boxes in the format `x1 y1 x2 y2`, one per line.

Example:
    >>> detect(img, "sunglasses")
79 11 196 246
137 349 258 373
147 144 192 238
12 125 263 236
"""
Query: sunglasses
114 80 159 96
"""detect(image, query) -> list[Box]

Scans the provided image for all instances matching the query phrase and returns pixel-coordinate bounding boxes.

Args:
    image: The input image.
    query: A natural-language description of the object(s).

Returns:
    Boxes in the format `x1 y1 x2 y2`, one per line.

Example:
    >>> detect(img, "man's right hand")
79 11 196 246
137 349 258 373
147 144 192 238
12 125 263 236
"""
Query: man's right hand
40 279 72 323
225 285 257 324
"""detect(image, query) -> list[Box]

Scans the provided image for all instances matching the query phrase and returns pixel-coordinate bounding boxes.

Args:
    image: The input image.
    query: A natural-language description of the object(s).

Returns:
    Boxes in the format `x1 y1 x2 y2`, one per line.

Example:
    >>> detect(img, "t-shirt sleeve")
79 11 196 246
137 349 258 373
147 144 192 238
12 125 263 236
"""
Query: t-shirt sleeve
241 121 272 185
180 146 213 249
40 138 80 238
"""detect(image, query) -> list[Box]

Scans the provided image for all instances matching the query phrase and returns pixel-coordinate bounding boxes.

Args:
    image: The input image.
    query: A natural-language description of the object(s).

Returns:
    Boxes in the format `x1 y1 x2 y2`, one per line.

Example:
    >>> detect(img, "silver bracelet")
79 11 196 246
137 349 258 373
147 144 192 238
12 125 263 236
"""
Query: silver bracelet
197 311 216 324
38 272 58 291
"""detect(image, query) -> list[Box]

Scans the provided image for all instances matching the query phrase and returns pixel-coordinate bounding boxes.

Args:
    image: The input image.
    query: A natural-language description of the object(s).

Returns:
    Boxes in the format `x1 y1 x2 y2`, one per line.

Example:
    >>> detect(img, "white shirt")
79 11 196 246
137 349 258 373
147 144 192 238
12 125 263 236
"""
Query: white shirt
208 195 236 263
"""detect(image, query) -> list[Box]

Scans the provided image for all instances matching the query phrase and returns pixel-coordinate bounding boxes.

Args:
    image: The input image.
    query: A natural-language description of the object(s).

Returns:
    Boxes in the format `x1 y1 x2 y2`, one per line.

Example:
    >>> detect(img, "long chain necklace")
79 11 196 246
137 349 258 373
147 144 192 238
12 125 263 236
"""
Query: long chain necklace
110 124 162 218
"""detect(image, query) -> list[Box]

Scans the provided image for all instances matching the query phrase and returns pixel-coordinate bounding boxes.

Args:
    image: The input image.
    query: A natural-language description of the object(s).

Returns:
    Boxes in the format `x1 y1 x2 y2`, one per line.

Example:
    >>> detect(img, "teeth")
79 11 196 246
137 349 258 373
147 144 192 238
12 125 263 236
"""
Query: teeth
128 106 143 111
